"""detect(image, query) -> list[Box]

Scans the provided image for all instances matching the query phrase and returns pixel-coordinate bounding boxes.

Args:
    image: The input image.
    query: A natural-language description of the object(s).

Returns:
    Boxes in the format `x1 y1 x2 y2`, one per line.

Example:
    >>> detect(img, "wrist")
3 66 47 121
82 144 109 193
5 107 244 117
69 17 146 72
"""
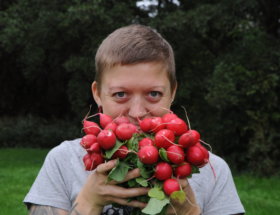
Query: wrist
73 194 103 215
188 205 201 215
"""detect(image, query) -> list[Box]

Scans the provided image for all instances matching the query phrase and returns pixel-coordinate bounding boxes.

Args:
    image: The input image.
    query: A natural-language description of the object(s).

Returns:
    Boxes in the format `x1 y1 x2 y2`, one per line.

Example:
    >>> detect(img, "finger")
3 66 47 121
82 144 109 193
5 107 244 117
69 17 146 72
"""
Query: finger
104 185 149 199
108 168 141 185
178 178 188 190
96 159 117 174
108 197 147 209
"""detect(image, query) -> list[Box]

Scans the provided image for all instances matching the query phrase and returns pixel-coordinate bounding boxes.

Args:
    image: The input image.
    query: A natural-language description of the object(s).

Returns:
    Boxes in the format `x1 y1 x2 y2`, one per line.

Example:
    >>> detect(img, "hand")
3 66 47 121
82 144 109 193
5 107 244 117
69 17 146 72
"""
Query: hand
166 179 201 215
74 159 149 215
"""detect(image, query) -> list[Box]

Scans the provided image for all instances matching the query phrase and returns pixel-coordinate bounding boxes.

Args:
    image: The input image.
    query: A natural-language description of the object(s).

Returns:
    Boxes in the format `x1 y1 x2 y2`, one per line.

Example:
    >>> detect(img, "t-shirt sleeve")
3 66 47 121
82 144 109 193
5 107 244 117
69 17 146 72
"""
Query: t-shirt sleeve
203 155 245 215
23 144 71 211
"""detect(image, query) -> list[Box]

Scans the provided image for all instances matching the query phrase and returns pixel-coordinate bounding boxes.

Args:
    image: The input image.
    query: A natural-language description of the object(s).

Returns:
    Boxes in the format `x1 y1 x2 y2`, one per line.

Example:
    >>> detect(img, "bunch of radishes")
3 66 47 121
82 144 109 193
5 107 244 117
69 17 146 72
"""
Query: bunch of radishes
80 112 210 214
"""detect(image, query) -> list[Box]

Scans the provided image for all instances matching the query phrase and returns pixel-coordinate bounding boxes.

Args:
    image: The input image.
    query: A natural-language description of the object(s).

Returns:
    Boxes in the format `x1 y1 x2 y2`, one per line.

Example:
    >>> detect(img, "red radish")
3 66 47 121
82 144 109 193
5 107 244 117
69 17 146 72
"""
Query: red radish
86 142 101 153
99 113 113 128
150 117 166 133
115 123 137 140
83 153 104 171
104 122 117 133
178 130 200 148
80 134 97 149
162 113 178 123
112 145 129 159
90 153 104 169
167 145 185 164
97 129 116 150
163 178 180 196
154 129 175 149
114 116 130 125
185 145 207 166
195 143 216 179
83 120 101 136
83 153 93 171
138 137 154 149
154 162 173 181
166 118 188 136
174 162 192 178
195 143 209 167
138 145 159 164
139 117 153 133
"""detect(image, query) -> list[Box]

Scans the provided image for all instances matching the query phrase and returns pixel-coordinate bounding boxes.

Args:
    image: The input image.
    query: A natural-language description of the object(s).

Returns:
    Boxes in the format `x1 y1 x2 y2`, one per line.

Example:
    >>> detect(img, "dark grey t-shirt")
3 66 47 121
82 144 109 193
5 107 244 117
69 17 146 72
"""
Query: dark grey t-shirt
23 139 245 215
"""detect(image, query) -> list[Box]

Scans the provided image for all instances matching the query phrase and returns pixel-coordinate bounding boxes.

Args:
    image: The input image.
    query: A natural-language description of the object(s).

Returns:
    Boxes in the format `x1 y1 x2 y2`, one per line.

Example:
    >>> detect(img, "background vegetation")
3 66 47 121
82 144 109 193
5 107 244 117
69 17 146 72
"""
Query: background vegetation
1 0 279 175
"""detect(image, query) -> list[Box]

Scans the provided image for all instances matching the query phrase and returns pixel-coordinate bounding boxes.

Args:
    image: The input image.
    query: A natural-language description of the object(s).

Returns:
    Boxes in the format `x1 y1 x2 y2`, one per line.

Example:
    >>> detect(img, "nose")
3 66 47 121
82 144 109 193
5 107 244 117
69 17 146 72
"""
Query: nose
128 96 148 121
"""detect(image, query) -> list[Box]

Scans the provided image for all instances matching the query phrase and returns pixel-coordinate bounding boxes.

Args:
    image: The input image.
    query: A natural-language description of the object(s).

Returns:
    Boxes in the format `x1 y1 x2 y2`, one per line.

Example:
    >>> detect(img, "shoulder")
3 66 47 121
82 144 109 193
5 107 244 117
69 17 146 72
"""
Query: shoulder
189 152 233 190
42 138 87 174
192 152 231 182
46 138 84 162
207 152 231 176
189 152 245 214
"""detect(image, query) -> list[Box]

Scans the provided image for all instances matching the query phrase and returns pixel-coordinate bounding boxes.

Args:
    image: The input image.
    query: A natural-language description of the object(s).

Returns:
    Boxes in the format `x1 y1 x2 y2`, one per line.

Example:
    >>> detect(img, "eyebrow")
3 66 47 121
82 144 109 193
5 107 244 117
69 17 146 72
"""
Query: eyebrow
108 86 167 91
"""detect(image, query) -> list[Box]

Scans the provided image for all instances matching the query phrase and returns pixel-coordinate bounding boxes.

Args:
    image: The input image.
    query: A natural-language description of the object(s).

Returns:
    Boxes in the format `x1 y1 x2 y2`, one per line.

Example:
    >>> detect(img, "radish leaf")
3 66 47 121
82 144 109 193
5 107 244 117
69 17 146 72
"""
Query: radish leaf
108 160 130 182
170 190 186 203
148 187 165 200
141 198 169 215
136 177 148 187
105 140 125 159
159 148 169 162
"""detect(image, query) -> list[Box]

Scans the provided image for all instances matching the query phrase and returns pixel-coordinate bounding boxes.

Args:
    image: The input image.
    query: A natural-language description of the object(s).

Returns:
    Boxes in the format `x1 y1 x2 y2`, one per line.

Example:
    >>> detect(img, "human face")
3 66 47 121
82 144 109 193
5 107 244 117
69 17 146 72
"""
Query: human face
92 62 176 126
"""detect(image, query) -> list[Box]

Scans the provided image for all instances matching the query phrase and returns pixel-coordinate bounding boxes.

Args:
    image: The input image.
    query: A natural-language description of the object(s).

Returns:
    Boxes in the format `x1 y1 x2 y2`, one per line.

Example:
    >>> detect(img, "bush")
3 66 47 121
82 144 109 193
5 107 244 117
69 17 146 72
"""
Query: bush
0 115 81 148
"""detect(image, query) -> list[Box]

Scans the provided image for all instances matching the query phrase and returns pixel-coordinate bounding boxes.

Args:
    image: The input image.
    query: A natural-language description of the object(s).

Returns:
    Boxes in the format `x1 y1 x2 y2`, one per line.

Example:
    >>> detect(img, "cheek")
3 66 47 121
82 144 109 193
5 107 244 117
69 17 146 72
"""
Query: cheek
102 102 127 119
148 100 173 117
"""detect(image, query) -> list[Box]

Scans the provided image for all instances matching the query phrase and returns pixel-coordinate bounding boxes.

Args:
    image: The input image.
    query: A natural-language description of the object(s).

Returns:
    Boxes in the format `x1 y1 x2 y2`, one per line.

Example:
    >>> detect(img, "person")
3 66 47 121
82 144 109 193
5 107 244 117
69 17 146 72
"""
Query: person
24 24 245 215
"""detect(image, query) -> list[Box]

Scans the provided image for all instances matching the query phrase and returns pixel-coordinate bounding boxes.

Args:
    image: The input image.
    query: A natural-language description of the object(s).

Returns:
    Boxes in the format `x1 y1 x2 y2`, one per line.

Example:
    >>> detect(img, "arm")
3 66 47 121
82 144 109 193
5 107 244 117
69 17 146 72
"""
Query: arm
29 205 71 215
26 159 148 215
29 203 86 215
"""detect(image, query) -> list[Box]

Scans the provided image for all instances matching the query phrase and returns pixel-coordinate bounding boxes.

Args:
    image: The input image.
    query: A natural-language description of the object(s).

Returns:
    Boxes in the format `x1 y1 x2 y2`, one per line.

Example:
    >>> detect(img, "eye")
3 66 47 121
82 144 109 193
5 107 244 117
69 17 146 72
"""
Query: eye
147 91 163 101
149 91 162 98
113 92 127 99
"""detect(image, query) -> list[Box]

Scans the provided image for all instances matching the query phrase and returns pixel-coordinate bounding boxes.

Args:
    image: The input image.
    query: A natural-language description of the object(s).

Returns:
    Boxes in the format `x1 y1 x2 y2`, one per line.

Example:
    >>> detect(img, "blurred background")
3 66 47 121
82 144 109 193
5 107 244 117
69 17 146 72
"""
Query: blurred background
1 0 279 174
0 0 279 214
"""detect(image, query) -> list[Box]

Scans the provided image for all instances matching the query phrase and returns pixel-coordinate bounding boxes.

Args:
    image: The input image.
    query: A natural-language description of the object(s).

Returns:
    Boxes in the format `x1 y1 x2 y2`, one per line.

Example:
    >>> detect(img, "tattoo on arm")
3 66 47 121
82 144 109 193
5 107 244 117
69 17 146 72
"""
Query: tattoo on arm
29 203 81 215
68 203 81 215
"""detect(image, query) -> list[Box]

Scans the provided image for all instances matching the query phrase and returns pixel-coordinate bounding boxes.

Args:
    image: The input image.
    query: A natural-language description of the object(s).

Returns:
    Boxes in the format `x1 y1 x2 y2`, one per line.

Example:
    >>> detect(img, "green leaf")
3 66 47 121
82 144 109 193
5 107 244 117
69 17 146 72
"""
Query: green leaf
159 148 169 162
108 160 130 182
191 165 200 174
127 179 137 187
137 159 153 179
124 151 138 165
148 187 165 200
141 197 170 215
170 190 186 203
105 140 125 159
136 177 148 187
127 134 139 151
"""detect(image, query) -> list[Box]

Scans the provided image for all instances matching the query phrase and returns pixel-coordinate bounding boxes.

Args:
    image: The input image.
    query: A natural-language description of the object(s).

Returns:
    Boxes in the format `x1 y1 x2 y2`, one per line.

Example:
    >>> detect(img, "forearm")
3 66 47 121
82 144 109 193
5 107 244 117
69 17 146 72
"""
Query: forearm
29 204 68 215
28 203 100 215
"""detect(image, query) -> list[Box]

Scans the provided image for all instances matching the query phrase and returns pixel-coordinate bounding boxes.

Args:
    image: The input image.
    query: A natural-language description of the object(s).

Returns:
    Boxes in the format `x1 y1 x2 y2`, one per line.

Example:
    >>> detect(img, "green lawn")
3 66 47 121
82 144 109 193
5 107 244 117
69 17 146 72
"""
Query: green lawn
0 148 279 215
0 148 49 215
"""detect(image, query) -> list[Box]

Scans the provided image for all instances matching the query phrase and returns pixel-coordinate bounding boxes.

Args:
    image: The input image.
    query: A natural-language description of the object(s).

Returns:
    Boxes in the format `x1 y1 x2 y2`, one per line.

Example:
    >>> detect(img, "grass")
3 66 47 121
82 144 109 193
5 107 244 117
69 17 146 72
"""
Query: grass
0 148 279 215
234 174 280 215
0 148 49 215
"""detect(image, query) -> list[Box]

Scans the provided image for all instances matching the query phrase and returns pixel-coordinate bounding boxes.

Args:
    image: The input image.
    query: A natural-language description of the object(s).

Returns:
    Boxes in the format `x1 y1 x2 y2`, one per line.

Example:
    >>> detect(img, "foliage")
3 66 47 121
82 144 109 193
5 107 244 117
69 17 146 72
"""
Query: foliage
0 0 279 174
0 115 81 148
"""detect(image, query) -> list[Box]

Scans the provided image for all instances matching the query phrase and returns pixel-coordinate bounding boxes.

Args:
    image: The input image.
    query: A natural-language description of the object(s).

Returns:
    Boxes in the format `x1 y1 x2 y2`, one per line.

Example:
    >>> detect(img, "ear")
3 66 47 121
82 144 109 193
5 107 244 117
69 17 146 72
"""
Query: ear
91 81 102 107
171 82 177 102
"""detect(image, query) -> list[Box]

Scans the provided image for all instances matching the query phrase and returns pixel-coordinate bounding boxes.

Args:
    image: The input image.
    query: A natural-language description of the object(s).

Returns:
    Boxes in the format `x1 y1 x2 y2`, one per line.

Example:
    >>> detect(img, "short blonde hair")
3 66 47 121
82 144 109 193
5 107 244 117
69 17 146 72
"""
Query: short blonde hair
95 24 176 91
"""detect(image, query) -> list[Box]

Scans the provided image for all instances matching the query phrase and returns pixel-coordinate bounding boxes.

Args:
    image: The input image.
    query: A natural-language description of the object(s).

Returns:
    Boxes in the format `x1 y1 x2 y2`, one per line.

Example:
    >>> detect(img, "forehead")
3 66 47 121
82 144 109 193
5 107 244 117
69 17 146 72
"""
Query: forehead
100 62 171 88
